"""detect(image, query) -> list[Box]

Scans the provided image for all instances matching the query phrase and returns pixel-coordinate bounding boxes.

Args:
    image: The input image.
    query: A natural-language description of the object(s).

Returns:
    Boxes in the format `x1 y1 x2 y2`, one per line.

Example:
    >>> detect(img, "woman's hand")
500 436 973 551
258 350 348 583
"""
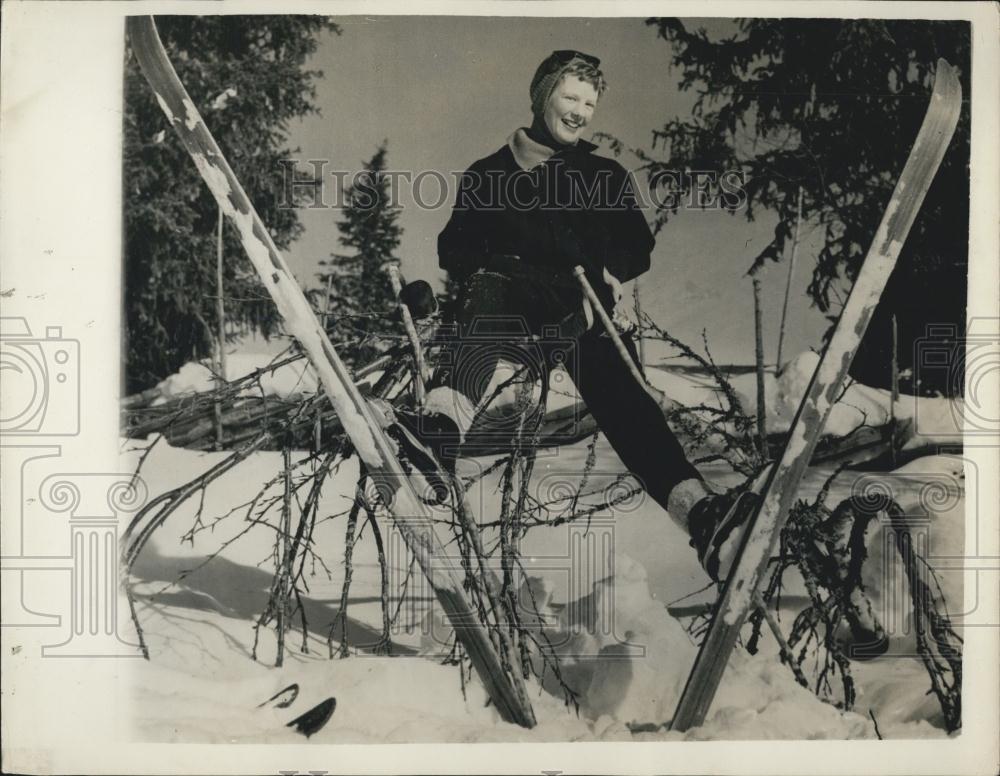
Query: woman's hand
603 266 624 309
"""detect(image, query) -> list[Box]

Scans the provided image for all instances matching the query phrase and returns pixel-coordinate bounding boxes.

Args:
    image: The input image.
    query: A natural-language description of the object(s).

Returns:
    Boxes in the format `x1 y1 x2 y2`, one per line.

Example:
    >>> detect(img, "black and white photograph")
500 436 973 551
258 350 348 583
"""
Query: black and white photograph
1 2 998 773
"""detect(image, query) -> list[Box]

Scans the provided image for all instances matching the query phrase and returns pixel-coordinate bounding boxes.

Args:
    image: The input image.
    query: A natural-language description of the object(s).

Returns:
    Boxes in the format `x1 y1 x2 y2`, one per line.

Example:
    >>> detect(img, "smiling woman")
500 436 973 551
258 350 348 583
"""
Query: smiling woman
420 48 774 593
542 75 598 144
529 51 607 146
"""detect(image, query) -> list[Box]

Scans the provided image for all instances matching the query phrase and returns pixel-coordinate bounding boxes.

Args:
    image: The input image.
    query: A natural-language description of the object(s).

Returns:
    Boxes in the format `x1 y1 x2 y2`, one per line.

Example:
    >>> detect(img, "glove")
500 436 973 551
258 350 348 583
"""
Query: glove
550 217 595 273
582 267 627 332
397 279 438 320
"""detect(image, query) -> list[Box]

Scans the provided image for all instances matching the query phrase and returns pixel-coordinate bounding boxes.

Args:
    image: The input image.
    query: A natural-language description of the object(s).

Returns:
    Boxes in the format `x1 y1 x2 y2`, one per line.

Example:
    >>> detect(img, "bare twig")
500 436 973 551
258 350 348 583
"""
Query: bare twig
886 501 962 731
367 511 393 655
329 474 367 659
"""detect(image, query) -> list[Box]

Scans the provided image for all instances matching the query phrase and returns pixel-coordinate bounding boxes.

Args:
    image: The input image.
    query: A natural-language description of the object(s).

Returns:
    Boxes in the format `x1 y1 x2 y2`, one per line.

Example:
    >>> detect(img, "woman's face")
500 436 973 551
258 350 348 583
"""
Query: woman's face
542 75 598 146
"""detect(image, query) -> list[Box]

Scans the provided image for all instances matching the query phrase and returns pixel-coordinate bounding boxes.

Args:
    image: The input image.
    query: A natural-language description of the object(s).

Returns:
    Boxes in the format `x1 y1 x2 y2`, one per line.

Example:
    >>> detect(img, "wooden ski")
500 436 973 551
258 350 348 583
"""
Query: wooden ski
670 58 962 732
126 15 535 728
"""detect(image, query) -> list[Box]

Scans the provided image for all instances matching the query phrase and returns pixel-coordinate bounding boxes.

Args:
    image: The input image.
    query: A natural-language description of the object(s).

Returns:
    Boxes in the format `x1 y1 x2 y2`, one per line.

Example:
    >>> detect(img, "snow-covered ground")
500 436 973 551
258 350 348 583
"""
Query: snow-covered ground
150 350 321 404
122 353 966 742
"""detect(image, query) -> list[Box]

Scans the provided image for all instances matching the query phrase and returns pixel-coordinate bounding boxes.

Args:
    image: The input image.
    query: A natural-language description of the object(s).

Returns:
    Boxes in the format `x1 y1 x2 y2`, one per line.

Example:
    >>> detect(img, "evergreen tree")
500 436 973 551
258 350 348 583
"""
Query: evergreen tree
317 143 401 366
124 15 340 392
638 18 970 394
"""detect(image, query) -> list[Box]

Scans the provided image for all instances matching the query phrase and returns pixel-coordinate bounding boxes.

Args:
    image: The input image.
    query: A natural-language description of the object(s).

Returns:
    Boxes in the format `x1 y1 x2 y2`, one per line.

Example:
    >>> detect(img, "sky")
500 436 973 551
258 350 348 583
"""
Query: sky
281 16 829 366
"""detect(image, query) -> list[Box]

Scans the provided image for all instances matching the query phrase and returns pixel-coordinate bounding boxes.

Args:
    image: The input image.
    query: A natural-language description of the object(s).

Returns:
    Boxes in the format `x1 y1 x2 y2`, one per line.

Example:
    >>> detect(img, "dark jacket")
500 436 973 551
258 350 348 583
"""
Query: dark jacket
438 139 654 289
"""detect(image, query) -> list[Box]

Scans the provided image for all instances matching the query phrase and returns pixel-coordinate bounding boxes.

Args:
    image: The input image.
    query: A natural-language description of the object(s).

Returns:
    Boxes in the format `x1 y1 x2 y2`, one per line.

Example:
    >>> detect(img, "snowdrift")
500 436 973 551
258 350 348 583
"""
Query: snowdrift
122 431 963 742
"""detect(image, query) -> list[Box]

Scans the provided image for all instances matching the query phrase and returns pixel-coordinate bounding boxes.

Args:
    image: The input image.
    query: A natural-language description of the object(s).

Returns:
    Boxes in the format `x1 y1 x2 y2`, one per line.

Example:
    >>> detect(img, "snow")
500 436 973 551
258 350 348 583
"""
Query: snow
727 350 963 445
121 421 962 742
152 353 320 404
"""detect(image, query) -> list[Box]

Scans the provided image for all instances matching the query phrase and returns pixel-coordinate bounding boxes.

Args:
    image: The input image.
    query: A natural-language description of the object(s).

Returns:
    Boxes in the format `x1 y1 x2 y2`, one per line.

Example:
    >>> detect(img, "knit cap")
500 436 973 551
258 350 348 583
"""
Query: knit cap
529 50 602 116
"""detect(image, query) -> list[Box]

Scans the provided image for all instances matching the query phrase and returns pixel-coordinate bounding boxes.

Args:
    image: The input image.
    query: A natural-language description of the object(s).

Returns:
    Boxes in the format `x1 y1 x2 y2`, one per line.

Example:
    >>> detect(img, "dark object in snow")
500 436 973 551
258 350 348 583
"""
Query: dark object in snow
257 683 299 709
397 279 438 320
287 697 336 738
670 58 962 733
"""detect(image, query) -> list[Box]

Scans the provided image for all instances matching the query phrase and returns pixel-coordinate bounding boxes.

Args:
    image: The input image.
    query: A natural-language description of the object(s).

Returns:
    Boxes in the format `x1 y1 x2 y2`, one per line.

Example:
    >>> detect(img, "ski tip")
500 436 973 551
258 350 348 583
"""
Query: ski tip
287 697 337 738
257 682 300 709
933 58 962 101
934 57 955 78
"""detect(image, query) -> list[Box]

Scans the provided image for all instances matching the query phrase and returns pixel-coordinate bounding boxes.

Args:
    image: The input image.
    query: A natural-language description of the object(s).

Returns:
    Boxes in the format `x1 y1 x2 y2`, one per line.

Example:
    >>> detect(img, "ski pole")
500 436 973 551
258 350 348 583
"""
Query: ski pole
385 263 428 406
572 265 678 414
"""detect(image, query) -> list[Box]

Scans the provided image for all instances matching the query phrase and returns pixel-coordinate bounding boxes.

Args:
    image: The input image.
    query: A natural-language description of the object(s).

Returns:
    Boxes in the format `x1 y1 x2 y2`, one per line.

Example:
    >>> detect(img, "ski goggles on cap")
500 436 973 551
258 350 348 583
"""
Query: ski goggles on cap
552 50 601 67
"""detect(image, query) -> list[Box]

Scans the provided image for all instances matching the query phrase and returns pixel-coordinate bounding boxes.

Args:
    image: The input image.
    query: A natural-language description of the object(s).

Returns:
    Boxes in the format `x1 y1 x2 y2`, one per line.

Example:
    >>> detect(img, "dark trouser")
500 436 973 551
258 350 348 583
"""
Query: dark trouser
428 266 700 512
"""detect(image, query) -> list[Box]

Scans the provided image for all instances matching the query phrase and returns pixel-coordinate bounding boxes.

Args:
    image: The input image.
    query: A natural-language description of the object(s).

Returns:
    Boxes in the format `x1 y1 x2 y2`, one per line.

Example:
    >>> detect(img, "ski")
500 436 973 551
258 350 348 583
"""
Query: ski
287 697 337 738
255 684 334 737
257 683 299 710
127 16 535 728
670 59 962 732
